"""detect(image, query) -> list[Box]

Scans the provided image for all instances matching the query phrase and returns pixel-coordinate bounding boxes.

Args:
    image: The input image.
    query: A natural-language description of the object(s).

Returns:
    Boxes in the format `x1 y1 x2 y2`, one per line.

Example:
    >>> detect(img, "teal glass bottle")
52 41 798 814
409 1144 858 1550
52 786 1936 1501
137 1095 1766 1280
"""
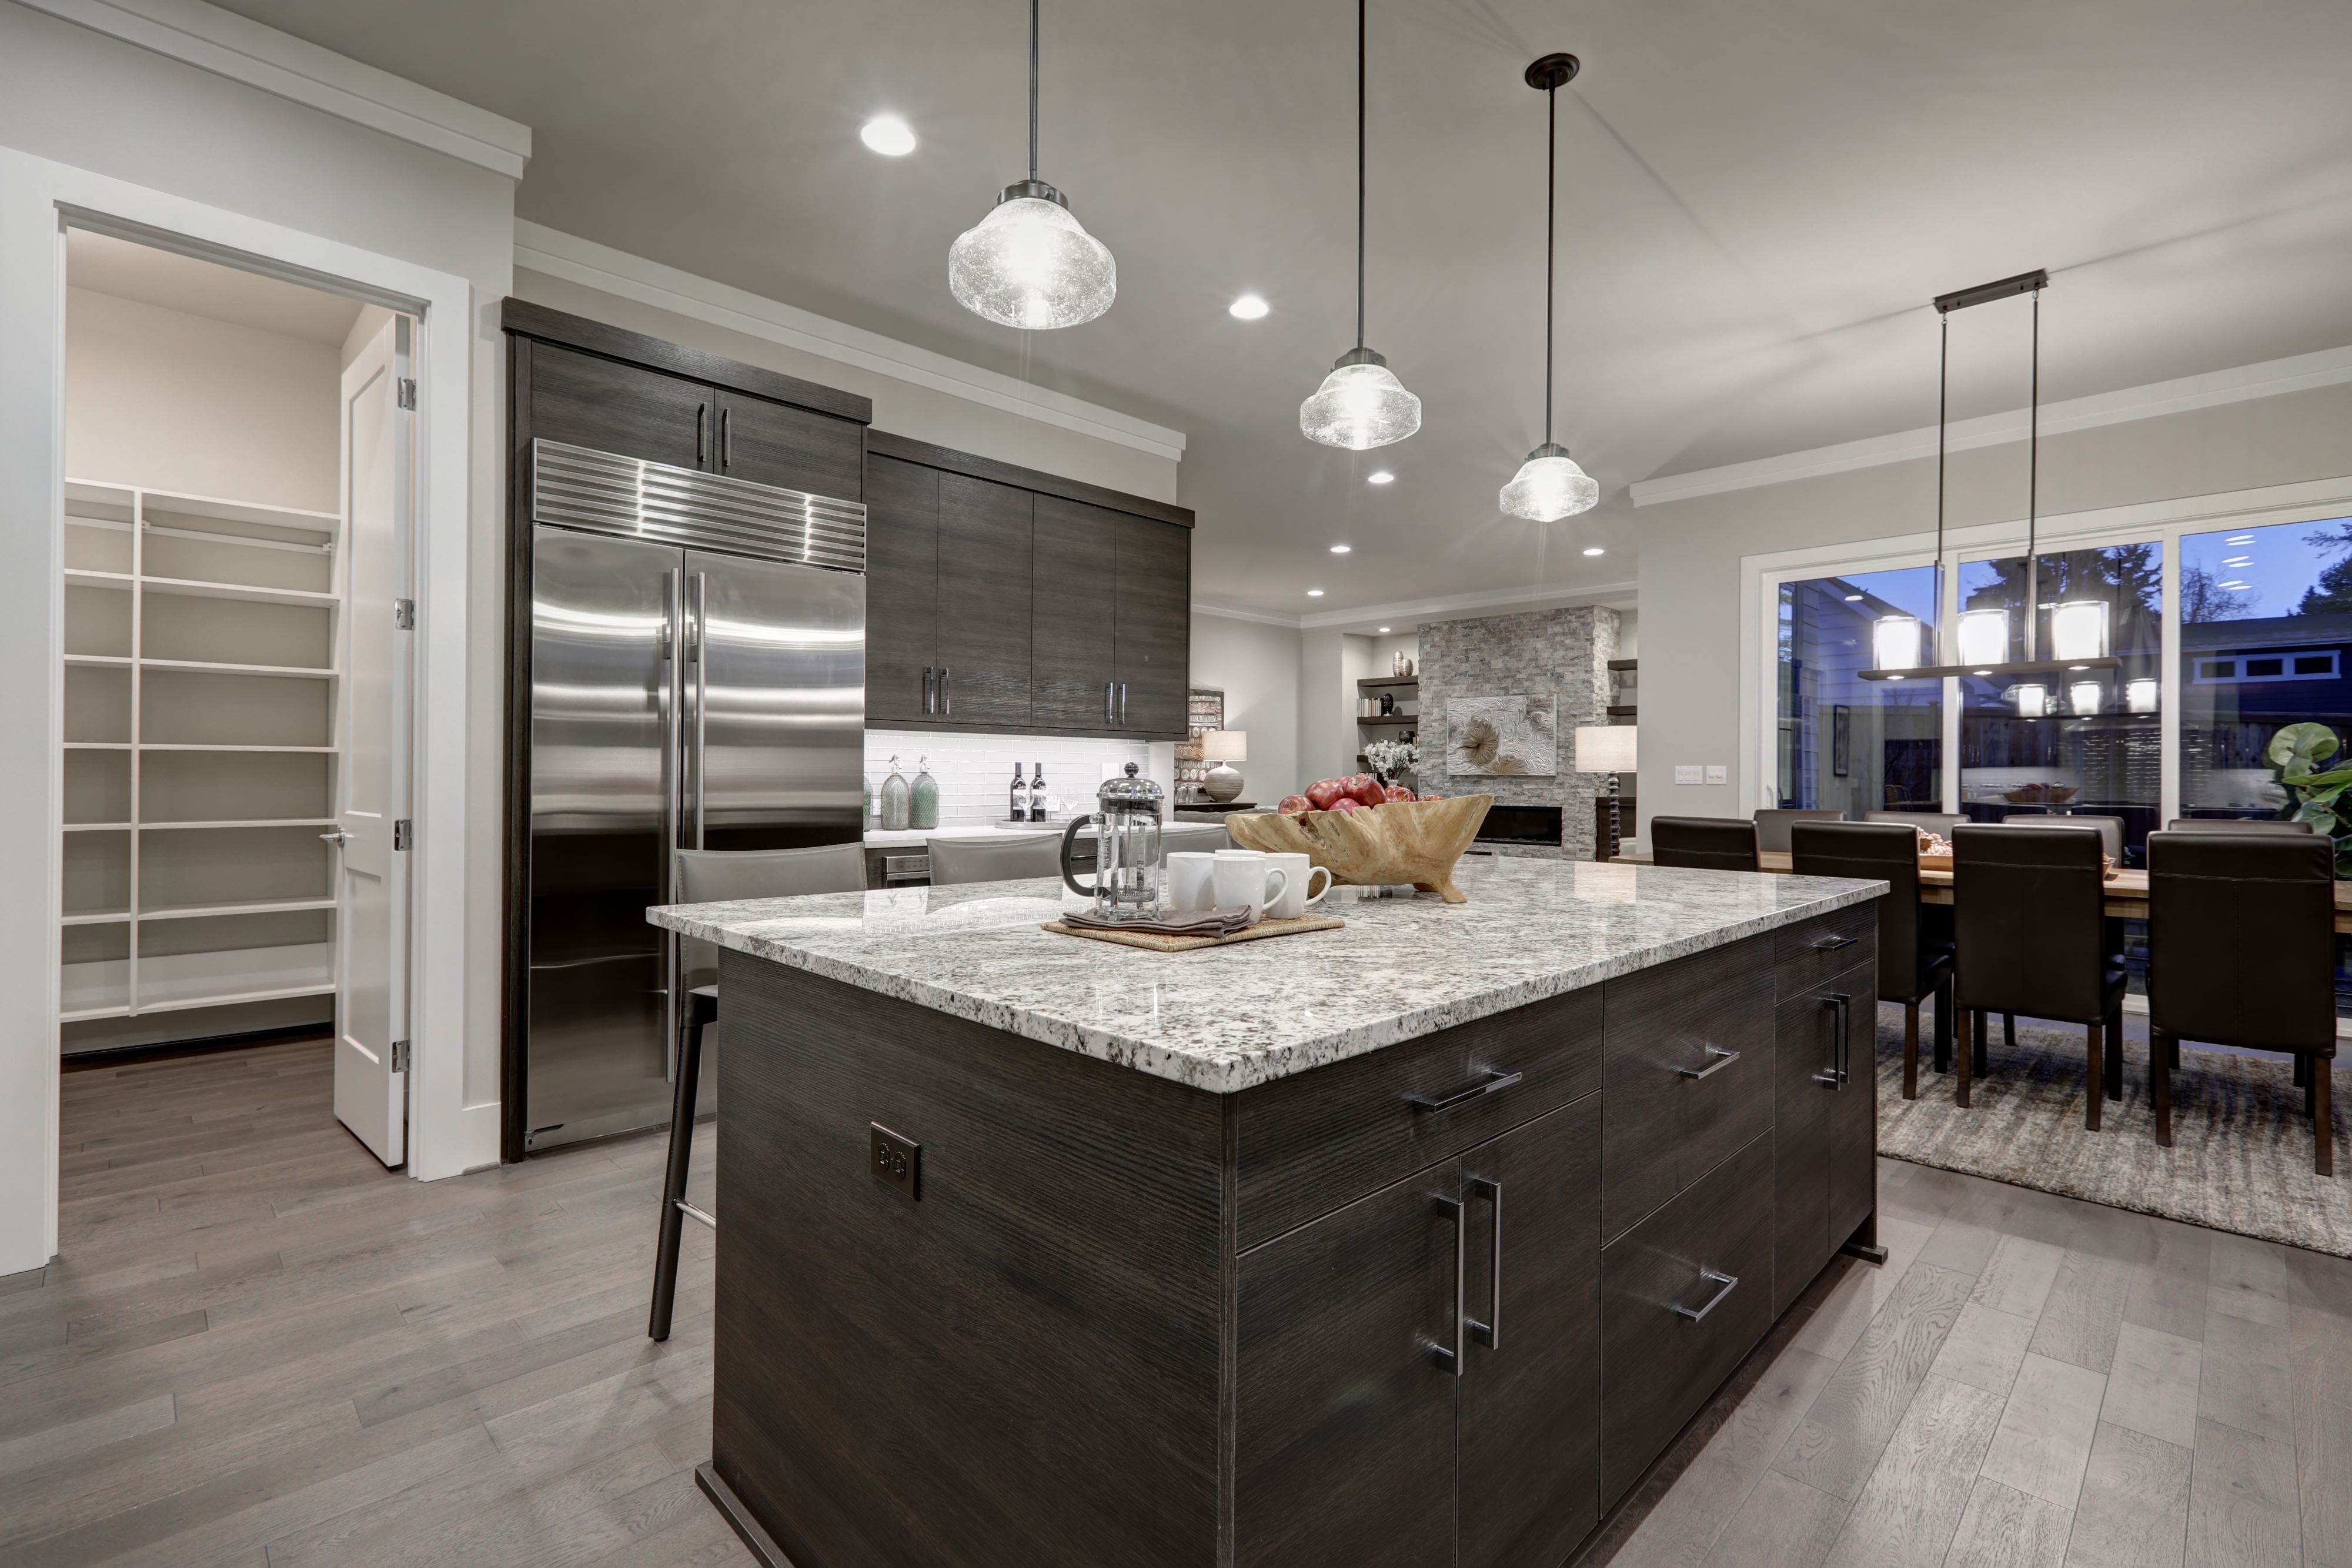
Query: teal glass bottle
911 756 939 831
881 754 911 832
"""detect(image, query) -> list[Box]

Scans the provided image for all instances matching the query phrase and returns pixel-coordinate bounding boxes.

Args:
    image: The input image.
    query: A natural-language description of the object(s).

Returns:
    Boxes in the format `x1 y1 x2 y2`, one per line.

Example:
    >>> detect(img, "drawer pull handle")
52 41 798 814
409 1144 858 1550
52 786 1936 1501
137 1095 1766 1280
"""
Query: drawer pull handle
1468 1176 1502 1350
1811 933 1858 951
1675 1047 1741 1081
1431 1194 1466 1377
1672 1269 1740 1323
1405 1067 1523 1113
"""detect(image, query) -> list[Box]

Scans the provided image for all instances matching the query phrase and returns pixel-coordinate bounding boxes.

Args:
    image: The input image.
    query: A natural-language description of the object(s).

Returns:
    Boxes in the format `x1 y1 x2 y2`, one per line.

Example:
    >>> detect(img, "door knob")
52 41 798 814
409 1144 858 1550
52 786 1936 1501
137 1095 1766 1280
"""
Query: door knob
319 830 349 847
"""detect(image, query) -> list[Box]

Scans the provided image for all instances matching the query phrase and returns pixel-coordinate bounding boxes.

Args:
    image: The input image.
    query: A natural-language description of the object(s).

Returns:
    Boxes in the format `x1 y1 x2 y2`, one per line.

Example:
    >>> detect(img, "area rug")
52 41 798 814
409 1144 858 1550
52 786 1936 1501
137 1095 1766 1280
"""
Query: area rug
1872 1006 2352 1258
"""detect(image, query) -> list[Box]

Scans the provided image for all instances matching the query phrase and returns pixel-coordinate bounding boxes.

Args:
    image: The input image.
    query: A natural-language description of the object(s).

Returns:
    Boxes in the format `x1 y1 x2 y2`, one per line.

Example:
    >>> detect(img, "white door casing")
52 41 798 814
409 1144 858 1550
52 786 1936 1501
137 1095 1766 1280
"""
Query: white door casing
332 315 415 1166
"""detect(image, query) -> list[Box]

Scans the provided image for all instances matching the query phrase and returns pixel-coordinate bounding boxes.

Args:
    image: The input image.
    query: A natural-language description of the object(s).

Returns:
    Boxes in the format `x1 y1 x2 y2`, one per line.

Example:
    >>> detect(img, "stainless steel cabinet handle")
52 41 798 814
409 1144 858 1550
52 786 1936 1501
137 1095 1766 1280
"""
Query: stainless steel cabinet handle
1104 681 1114 725
1119 682 1128 726
1405 1066 1523 1112
318 830 348 847
1812 933 1857 952
924 667 936 715
1468 1177 1502 1350
696 403 707 466
1826 992 1852 1088
940 666 951 717
719 407 731 469
1431 1194 1465 1376
1676 1046 1742 1081
1672 1269 1740 1323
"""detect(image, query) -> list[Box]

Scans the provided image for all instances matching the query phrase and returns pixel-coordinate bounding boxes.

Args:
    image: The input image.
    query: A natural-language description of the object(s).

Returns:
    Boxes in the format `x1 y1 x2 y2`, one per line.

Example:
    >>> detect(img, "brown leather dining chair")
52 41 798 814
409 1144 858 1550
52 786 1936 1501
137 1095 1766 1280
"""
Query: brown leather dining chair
1753 808 1844 854
2163 818 2315 834
1792 821 1953 1099
1651 816 1761 872
2146 830 2337 1175
1949 823 2126 1127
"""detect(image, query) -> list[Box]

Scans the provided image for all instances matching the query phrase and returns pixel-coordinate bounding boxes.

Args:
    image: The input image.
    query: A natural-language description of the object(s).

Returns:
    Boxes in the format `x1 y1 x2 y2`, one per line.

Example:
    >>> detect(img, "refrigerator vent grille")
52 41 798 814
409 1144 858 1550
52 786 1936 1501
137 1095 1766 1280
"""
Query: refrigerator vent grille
532 440 866 572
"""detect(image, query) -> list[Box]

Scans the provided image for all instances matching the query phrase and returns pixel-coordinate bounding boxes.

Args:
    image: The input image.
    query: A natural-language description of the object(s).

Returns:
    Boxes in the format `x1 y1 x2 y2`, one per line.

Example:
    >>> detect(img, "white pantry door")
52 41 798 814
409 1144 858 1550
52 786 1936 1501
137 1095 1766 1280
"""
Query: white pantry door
331 316 416 1166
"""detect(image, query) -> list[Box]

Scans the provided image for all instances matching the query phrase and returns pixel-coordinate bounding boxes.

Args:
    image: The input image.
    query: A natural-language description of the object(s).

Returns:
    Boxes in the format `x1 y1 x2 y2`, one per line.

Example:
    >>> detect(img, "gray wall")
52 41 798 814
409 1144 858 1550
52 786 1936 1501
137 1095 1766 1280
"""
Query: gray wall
1635 379 2352 834
1189 611 1302 803
1418 607 1621 860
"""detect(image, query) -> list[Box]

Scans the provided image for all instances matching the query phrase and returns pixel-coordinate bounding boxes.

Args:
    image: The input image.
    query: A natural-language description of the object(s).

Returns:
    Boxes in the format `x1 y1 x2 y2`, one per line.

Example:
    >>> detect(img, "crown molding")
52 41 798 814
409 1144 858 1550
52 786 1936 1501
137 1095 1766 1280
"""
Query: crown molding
1630 343 2352 509
18 0 531 178
514 221 1187 465
1203 577 1639 633
1192 602 1305 628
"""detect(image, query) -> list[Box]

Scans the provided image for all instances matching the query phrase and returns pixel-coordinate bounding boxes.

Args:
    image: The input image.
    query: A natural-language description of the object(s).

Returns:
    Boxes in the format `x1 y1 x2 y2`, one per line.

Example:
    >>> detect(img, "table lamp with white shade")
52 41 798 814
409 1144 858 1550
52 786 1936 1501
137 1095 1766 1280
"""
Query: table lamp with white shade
1199 731 1249 804
1575 724 1638 861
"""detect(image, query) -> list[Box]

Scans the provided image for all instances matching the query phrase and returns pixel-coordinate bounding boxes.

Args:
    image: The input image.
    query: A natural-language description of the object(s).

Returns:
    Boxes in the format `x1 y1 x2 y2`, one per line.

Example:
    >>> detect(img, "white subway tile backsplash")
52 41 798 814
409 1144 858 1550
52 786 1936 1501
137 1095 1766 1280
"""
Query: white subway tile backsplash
866 730 1153 827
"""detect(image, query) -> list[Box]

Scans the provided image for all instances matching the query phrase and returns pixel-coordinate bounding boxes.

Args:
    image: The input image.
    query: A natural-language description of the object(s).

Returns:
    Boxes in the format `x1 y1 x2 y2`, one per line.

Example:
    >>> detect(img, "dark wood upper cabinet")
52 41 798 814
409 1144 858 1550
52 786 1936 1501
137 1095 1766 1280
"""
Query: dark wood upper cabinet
1458 1095 1603 1568
524 342 711 472
1030 495 1121 731
863 455 940 726
714 389 863 501
933 474 1033 728
1114 515 1191 737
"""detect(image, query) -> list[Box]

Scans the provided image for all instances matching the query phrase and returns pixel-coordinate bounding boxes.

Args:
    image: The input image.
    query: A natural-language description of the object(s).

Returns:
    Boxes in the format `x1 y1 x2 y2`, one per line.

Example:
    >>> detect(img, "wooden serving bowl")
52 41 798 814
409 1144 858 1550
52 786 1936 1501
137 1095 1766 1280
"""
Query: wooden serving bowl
1225 794 1494 904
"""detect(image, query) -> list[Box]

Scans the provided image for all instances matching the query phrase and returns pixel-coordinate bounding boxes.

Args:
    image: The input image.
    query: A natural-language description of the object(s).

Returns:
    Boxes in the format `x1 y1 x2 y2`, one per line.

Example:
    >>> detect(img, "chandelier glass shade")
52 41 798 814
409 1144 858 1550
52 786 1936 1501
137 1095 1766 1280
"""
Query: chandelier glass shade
948 185 1115 329
1499 442 1600 521
1299 350 1422 451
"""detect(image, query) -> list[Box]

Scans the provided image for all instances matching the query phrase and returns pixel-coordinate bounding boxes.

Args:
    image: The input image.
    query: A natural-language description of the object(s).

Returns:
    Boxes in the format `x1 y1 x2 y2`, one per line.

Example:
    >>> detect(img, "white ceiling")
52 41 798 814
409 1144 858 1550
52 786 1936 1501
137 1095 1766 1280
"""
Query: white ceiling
65 230 365 345
209 0 2352 617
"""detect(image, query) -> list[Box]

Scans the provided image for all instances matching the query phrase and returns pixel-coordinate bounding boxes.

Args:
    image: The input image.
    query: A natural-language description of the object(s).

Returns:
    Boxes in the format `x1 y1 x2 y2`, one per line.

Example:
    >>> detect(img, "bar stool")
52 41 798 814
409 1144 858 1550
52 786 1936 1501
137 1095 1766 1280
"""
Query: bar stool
1651 816 1762 872
1753 808 1844 854
925 831 1065 885
1949 823 2125 1128
1792 821 1953 1099
2146 830 2338 1175
648 841 867 1341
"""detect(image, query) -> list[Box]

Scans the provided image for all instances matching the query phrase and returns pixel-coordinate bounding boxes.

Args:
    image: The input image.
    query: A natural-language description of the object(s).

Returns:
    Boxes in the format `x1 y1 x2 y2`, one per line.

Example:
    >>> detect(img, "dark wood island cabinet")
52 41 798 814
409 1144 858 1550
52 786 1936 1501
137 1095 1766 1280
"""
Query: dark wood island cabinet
649 858 1886 1568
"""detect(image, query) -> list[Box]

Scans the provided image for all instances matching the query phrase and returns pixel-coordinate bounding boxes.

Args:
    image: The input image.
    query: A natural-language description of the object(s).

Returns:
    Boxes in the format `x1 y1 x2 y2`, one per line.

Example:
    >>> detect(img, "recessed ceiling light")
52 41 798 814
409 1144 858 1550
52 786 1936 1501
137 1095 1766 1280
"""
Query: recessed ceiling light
1582 546 1604 557
1329 543 1351 554
860 115 917 156
1228 293 1269 320
1367 470 1395 486
1307 589 1325 597
1378 626 1391 633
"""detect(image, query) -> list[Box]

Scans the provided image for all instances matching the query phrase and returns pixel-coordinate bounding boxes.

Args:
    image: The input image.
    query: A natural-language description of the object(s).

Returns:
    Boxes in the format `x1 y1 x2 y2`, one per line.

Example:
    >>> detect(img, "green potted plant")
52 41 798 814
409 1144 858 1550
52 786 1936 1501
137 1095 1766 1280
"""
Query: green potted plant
2266 721 2352 876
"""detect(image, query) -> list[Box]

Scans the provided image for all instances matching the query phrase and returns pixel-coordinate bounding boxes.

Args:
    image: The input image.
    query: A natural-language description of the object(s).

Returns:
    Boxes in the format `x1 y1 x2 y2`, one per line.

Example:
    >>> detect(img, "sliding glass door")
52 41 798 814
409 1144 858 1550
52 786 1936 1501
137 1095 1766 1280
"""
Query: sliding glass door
1777 566 1942 816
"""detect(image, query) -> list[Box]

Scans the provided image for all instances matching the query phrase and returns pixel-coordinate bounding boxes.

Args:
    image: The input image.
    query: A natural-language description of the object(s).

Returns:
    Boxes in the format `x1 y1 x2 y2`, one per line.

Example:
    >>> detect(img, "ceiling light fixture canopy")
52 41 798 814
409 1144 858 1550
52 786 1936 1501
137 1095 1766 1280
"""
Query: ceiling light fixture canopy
1499 53 1599 522
1301 0 1420 450
948 0 1115 330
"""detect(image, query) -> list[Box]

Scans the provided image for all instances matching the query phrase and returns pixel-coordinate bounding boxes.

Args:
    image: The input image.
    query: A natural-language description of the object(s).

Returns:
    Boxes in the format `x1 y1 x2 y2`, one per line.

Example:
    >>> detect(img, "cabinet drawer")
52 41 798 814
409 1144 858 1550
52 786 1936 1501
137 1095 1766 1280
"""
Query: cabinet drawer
1774 902 1877 1001
1599 1132 1775 1507
1599 935 1773 1245
1234 984 1602 1252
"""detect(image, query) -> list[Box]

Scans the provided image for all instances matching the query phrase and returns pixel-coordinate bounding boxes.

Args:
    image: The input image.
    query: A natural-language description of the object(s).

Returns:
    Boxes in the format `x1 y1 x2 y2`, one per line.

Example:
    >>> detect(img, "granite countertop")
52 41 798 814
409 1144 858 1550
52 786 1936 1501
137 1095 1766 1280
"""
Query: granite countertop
863 821 1084 848
647 857 1885 1094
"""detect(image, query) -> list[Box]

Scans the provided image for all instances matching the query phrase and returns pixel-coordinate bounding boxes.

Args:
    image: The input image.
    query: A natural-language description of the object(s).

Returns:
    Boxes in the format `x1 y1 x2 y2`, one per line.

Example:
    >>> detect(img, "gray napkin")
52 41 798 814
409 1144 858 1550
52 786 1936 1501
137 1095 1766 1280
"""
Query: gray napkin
1063 905 1255 937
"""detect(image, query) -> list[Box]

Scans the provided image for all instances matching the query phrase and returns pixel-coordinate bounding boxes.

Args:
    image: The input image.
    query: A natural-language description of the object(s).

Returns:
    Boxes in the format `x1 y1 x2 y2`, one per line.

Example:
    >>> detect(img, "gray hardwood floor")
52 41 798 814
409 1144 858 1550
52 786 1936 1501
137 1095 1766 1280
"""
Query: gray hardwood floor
12 1036 2352 1567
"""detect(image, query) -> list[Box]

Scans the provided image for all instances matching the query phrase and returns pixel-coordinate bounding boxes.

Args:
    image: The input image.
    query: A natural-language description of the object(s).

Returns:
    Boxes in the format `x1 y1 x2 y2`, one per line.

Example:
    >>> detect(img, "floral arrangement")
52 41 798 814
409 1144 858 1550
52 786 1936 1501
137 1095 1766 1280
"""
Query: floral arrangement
1362 737 1419 786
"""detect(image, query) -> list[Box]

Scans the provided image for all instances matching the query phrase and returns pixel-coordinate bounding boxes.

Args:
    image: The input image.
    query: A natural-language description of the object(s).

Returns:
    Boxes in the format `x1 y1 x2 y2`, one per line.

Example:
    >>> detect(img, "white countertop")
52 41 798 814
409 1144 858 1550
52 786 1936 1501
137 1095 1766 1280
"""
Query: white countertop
647 857 1883 1094
863 821 1084 848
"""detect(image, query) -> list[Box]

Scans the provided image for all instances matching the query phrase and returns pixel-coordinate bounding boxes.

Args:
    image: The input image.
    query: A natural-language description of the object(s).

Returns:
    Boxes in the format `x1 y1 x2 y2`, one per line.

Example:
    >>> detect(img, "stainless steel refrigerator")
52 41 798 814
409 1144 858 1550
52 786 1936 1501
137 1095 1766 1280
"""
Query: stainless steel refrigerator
524 440 864 1151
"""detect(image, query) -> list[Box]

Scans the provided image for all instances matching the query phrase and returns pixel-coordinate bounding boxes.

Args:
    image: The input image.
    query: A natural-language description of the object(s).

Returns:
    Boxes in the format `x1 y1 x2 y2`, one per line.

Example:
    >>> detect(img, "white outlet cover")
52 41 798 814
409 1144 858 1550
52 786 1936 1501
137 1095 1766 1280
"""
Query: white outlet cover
1674 764 1702 785
1705 765 1728 785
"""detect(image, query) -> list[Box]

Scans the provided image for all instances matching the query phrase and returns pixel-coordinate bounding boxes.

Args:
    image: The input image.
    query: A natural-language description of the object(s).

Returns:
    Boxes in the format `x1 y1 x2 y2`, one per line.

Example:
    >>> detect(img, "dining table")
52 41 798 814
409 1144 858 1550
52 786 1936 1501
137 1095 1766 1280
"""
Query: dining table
1618 849 2352 933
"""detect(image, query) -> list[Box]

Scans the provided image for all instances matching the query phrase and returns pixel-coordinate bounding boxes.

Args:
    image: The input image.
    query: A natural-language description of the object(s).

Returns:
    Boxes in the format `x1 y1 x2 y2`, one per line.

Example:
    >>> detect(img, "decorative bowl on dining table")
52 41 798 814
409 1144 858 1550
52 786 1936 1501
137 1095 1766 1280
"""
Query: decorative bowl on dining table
1225 794 1494 904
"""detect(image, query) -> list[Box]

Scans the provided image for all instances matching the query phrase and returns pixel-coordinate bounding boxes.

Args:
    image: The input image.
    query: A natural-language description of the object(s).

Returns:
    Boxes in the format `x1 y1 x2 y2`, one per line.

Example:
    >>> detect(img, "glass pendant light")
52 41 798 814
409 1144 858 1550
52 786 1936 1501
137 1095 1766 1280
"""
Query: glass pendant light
1499 52 1599 521
948 0 1115 330
1300 0 1421 450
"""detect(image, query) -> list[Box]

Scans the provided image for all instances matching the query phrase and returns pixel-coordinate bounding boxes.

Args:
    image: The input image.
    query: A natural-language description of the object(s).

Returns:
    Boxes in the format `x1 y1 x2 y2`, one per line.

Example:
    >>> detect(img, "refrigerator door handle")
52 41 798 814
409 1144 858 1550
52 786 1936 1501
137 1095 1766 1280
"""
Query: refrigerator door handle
660 566 684 1081
690 571 709 850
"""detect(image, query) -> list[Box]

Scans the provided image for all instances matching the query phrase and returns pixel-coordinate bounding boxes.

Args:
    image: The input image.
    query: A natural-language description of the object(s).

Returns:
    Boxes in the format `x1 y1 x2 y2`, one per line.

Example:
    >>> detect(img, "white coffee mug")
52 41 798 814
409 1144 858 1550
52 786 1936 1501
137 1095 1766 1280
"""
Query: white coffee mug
1212 849 1288 925
1264 853 1334 919
1165 852 1217 912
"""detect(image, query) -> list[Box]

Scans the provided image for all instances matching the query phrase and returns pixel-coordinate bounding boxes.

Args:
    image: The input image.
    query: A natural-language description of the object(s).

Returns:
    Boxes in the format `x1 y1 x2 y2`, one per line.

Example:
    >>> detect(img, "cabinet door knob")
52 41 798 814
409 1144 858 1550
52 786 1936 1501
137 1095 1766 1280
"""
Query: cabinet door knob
1404 1066 1522 1112
319 830 349 848
696 403 707 466
1674 1046 1742 1081
1671 1269 1741 1323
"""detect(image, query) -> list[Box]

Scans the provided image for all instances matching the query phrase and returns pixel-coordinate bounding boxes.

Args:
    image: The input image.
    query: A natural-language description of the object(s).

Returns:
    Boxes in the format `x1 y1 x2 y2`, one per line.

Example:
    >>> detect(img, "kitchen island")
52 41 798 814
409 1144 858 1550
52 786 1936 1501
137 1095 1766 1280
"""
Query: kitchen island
647 855 1885 1568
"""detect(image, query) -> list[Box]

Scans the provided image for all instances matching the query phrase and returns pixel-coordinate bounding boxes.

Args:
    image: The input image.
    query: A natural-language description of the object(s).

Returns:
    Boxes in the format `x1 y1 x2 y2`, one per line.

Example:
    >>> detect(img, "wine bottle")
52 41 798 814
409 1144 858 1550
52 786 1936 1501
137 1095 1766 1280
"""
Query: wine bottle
1009 762 1029 822
1029 763 1045 823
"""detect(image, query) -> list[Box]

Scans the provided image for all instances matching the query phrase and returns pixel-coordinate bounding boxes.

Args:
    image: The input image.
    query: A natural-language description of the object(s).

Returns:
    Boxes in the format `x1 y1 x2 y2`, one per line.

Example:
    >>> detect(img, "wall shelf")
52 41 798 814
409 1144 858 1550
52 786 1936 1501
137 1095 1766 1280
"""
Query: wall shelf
58 480 343 1045
1357 715 1418 727
1357 677 1419 691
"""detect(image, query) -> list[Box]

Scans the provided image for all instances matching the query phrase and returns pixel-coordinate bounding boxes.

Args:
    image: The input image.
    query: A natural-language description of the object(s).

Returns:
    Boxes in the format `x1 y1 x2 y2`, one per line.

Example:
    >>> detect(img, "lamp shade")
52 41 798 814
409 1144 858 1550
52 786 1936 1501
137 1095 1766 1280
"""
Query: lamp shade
948 192 1116 330
1872 615 1923 672
2050 600 2110 662
1499 444 1600 521
1299 354 1421 450
1199 730 1247 763
1575 724 1636 773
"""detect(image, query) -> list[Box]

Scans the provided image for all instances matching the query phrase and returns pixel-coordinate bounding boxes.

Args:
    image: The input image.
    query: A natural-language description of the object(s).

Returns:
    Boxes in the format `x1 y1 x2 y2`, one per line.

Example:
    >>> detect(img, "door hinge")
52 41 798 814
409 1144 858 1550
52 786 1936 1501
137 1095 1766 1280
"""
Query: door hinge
393 818 413 851
390 1039 411 1074
396 377 417 410
393 598 415 630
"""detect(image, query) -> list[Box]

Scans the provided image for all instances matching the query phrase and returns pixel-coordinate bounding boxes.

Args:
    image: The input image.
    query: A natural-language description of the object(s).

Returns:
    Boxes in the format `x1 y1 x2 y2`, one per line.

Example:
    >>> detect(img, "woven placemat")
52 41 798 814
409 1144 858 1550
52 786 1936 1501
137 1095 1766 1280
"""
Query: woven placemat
1041 913 1346 951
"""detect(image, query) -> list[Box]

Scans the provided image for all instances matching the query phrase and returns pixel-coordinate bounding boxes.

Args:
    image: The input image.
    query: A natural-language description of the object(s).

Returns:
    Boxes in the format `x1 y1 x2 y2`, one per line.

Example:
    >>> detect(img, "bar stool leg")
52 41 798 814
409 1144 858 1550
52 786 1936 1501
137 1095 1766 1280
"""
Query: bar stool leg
2086 1023 2104 1132
2151 1028 2172 1147
1903 1001 1919 1101
2317 1057 2334 1178
2003 1013 2016 1052
649 989 717 1342
1955 1009 1972 1108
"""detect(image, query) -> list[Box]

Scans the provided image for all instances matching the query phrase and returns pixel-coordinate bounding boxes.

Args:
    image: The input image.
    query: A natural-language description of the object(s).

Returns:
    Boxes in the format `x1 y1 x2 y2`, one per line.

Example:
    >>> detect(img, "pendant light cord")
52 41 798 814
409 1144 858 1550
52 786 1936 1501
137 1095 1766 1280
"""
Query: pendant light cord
1355 0 1367 350
2025 282 2041 658
1028 0 1041 181
1544 79 1556 445
1936 307 1947 646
